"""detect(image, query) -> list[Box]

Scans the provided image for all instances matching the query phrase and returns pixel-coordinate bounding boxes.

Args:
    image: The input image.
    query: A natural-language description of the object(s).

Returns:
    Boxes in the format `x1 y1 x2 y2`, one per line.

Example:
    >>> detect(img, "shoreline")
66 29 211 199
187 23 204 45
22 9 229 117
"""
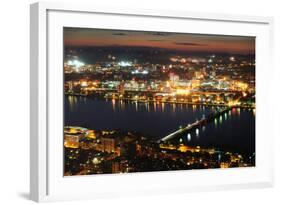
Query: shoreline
65 93 255 109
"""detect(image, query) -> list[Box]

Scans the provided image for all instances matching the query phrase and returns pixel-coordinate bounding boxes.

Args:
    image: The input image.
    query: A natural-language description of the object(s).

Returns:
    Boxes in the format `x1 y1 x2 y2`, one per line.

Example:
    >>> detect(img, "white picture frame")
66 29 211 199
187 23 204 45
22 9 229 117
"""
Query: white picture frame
30 2 274 202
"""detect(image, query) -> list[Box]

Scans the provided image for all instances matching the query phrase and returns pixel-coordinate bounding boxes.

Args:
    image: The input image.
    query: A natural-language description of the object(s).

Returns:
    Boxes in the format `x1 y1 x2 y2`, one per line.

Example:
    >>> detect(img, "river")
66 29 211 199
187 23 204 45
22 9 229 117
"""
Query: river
64 95 255 155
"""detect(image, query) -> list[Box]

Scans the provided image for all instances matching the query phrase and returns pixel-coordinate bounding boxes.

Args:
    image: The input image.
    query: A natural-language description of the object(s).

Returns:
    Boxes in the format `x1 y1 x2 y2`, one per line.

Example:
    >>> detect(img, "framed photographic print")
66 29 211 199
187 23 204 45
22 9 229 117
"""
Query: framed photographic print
30 2 274 202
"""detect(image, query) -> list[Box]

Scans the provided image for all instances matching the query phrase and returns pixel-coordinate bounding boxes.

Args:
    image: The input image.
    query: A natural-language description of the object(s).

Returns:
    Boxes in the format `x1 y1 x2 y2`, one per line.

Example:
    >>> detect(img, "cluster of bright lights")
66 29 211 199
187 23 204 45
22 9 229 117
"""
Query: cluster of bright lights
170 57 178 62
166 81 171 87
80 81 88 87
228 100 240 107
236 82 248 91
118 61 132 67
92 157 100 165
176 88 190 95
67 60 85 68
131 70 148 75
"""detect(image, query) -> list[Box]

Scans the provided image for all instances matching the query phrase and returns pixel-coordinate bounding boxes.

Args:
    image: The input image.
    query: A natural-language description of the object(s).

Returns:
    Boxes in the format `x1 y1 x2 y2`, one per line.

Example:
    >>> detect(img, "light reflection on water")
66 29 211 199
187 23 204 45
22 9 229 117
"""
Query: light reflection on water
187 133 191 141
67 97 241 125
175 108 243 148
67 95 77 112
112 99 116 112
107 99 223 116
65 96 255 154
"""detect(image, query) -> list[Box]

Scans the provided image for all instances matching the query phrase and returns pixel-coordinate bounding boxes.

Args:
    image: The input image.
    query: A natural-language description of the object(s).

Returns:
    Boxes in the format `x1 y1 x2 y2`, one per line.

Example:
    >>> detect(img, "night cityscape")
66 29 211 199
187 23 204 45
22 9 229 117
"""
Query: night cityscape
63 28 255 176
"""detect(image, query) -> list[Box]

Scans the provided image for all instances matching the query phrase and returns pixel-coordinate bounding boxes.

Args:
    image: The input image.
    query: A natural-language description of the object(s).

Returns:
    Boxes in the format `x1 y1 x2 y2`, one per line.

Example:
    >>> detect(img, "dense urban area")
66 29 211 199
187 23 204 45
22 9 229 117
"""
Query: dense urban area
64 47 255 175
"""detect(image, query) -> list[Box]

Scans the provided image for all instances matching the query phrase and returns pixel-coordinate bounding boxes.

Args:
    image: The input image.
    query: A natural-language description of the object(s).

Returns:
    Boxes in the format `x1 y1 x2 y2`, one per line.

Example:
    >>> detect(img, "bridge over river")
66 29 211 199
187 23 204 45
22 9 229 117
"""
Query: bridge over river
158 106 233 143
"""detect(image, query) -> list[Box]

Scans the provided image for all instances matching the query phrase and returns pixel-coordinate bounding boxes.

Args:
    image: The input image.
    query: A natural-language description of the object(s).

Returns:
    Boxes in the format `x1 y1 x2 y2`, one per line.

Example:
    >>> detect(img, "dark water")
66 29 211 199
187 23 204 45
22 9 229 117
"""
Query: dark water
64 95 255 154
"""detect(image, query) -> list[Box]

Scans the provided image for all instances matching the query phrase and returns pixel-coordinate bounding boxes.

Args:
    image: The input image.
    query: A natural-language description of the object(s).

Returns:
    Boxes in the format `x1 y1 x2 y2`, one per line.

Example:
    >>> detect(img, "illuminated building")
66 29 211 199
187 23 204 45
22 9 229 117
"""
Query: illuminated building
169 73 179 86
64 135 80 148
86 130 96 139
64 126 88 148
177 80 192 88
177 145 192 152
101 137 116 153
175 87 191 95
130 80 139 90
194 71 203 79
191 79 200 88
118 81 125 95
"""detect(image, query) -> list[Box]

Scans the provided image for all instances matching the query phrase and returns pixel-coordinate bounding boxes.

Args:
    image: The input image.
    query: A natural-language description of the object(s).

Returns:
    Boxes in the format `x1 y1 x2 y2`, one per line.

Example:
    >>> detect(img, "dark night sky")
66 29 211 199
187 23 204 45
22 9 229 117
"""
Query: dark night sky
64 27 255 54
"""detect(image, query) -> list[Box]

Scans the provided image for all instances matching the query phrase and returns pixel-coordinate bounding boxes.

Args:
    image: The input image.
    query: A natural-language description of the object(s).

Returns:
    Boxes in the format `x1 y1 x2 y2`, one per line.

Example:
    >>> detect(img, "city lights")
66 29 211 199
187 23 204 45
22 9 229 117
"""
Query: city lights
67 59 85 68
118 61 132 67
80 81 88 87
92 157 100 165
63 28 255 176
131 70 149 75
176 88 190 95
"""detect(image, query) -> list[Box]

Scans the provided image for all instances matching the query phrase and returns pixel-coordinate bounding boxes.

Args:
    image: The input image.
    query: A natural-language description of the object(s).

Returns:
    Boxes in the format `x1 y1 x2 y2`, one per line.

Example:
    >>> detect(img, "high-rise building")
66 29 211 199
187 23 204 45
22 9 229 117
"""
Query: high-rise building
101 137 115 153
130 80 139 90
169 73 179 86
118 81 125 95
